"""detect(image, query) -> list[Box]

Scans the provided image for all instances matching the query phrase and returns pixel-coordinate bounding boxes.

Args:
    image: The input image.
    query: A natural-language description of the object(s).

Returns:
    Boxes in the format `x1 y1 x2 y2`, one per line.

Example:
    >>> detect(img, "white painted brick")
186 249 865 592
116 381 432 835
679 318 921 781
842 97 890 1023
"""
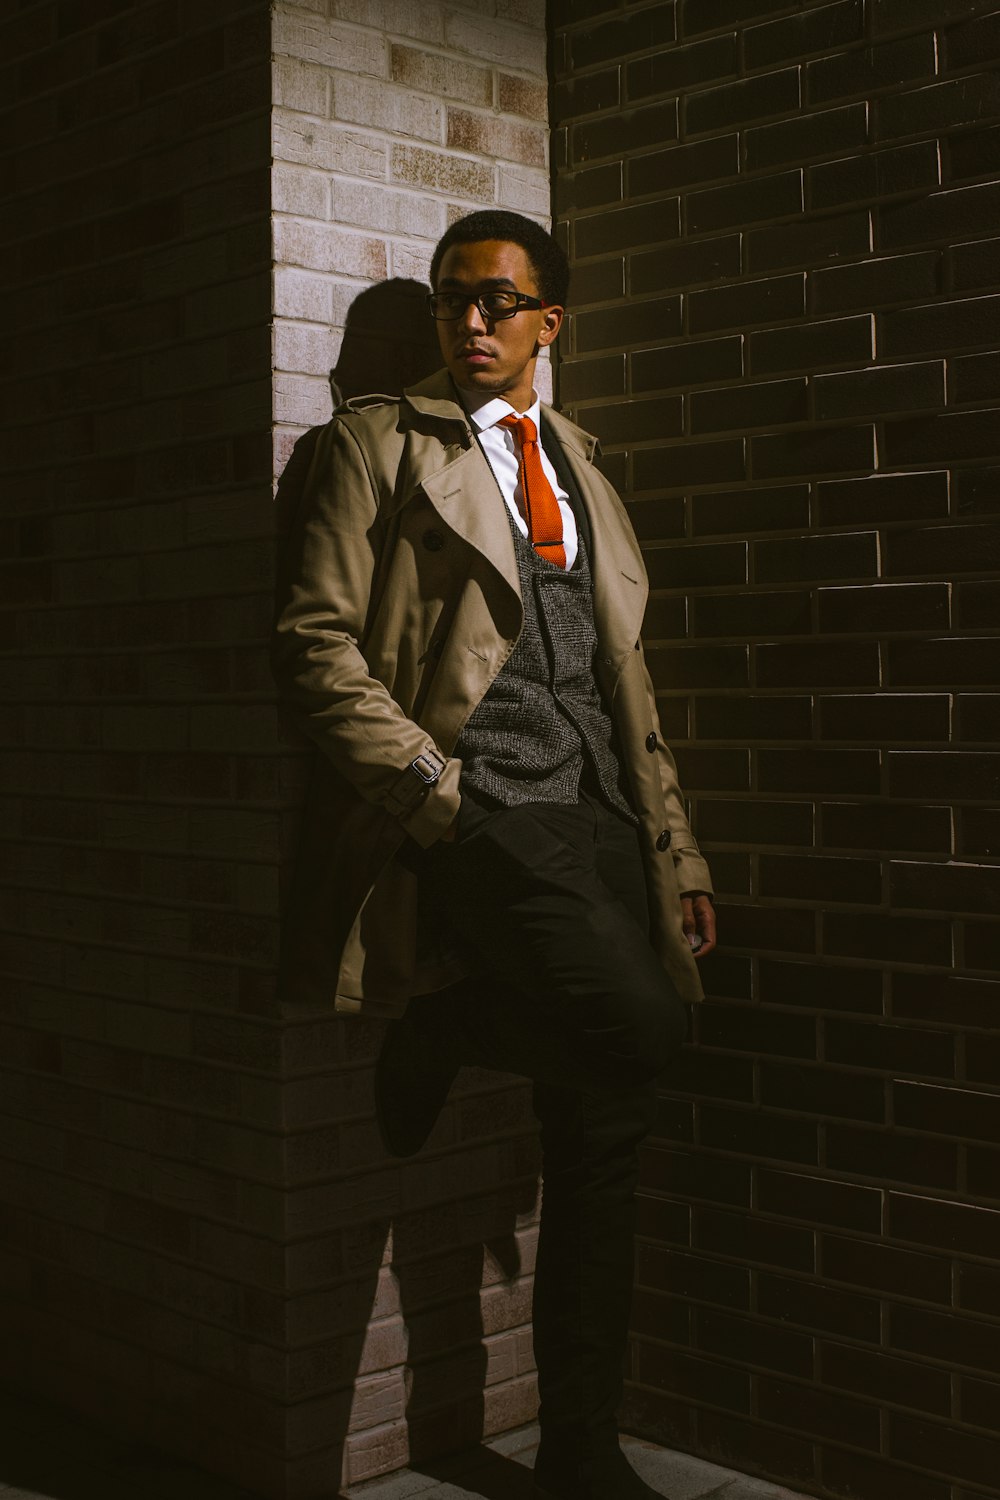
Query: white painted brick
273 113 387 179
484 1330 519 1384
273 163 329 219
497 0 545 25
389 239 433 283
498 69 548 121
273 54 329 116
274 267 333 323
371 1264 401 1320
389 43 492 107
516 1325 535 1373
274 322 342 379
272 12 389 76
444 10 547 75
382 0 447 44
273 219 388 279
330 0 388 24
347 1370 407 1430
535 349 553 405
274 371 336 428
391 142 494 201
332 180 443 238
358 1316 409 1376
448 105 546 166
329 279 369 327
342 1418 410 1486
497 162 549 216
483 1372 539 1435
274 425 307 477
333 0 445 44
332 74 443 143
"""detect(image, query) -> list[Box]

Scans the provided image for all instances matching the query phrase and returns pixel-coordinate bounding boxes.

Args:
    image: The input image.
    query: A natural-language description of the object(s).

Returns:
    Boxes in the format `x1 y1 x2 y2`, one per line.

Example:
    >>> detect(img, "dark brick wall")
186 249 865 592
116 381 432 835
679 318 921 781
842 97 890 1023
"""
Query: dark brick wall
0 4 547 1495
552 3 1000 1497
0 2 282 1492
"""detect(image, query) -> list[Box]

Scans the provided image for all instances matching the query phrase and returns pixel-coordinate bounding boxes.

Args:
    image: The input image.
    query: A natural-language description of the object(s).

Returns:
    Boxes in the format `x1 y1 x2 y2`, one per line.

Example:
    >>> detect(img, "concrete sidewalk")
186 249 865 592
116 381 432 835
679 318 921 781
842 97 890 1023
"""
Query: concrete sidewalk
0 1386 814 1500
344 1424 814 1500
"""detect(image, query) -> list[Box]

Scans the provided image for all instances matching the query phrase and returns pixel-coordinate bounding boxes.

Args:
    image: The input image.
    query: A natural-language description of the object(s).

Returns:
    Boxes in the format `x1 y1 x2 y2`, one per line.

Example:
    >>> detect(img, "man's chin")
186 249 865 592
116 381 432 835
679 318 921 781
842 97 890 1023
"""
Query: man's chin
450 363 509 393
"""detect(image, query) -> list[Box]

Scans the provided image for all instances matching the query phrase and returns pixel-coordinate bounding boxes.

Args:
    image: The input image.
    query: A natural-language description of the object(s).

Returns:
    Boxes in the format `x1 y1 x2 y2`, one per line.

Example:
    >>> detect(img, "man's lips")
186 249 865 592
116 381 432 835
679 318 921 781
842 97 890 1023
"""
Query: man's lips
457 347 495 364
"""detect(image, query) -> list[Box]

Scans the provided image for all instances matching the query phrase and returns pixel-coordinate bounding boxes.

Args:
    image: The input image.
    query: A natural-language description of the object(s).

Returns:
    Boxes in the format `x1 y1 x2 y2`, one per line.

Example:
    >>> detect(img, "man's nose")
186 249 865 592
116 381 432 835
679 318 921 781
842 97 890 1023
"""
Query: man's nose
457 298 488 335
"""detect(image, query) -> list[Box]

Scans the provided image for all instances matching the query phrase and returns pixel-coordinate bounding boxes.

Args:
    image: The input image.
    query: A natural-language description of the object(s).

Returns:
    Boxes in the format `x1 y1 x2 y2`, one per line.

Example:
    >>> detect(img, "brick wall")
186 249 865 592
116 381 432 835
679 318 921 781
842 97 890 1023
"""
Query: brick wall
272 0 552 464
552 3 1000 1498
269 3 552 1487
2 0 552 1493
0 1 288 1494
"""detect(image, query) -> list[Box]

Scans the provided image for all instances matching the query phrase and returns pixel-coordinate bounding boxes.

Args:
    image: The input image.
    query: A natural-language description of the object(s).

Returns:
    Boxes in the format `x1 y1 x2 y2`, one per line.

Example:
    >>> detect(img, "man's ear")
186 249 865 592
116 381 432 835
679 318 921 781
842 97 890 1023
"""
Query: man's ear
537 305 564 347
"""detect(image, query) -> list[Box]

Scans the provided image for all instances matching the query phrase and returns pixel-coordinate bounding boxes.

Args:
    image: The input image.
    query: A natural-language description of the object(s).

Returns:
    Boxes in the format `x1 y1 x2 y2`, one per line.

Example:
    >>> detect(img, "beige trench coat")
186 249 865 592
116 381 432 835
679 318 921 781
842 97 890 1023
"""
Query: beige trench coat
272 370 713 1018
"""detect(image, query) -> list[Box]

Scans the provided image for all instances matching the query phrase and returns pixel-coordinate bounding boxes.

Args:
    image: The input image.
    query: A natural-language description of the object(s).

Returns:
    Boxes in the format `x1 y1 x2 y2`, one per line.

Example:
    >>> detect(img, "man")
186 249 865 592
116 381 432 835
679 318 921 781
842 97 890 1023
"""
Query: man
273 210 715 1500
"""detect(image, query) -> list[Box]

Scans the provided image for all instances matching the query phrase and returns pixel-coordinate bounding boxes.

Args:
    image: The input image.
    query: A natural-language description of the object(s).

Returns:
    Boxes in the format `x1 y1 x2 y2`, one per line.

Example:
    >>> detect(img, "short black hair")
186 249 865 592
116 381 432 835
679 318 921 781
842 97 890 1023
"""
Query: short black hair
430 211 570 307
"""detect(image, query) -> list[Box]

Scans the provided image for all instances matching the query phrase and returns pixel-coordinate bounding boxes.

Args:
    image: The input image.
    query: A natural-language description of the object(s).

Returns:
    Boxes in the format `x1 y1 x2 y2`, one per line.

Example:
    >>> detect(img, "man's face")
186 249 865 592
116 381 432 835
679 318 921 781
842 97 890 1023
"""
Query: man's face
433 239 563 411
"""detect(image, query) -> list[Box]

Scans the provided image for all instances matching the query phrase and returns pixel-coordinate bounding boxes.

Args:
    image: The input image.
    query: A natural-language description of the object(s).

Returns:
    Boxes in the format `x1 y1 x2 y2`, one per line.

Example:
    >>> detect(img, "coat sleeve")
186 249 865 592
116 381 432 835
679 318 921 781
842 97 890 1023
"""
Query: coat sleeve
637 642 714 898
271 417 460 847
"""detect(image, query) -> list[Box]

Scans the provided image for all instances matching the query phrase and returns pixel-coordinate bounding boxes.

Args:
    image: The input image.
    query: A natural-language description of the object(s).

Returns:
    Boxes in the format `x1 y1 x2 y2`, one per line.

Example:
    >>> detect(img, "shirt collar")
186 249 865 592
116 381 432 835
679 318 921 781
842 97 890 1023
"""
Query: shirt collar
459 388 541 433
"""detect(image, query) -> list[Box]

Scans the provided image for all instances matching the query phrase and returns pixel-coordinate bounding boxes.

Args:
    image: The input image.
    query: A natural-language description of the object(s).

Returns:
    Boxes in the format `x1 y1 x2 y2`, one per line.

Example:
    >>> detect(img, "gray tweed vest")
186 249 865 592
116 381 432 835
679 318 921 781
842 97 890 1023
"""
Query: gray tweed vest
456 508 635 821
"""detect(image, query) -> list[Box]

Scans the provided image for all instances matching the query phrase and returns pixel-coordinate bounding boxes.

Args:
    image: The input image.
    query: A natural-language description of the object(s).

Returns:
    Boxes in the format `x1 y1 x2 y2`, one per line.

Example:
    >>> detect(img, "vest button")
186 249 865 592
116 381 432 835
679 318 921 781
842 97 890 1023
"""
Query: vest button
423 529 445 551
656 829 671 851
645 732 657 753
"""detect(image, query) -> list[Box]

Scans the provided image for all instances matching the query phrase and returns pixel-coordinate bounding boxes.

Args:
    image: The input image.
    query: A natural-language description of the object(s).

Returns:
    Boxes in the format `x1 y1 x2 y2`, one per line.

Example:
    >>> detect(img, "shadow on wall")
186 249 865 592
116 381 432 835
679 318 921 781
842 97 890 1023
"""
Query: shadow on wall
273 281 541 1494
332 276 442 406
274 278 442 543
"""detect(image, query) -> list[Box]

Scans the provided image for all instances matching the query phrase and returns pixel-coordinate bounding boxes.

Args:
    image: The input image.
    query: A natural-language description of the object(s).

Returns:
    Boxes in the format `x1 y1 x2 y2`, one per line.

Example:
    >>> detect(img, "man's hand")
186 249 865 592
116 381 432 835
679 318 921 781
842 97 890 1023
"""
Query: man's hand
681 892 716 959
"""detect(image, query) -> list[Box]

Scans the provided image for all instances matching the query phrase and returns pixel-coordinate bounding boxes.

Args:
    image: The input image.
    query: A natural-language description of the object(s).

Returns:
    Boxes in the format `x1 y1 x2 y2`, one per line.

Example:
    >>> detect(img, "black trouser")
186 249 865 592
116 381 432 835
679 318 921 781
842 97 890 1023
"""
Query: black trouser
415 794 688 1457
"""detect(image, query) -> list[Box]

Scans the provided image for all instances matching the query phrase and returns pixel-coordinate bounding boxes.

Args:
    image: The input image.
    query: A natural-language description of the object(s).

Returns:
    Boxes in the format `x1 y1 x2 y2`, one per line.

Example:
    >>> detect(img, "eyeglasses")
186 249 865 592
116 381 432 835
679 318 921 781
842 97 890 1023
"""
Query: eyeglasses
427 289 549 321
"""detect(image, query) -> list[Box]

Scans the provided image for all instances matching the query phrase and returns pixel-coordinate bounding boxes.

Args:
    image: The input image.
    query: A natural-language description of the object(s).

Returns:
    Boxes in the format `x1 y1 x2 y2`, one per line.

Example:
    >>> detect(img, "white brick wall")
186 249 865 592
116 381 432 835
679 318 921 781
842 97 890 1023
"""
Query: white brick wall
271 2 551 1487
2 2 556 1492
271 0 552 449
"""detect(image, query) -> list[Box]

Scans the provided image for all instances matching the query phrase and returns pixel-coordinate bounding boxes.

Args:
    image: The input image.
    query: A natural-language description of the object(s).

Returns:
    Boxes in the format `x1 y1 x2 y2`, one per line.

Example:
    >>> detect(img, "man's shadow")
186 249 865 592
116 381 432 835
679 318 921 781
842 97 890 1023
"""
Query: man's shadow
274 276 442 540
274 280 542 1497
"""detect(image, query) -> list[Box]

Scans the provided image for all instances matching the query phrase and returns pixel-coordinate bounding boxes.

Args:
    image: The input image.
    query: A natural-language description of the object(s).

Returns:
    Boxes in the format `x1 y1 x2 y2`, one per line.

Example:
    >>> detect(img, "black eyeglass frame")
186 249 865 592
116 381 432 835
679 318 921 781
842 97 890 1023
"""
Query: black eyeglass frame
426 289 552 322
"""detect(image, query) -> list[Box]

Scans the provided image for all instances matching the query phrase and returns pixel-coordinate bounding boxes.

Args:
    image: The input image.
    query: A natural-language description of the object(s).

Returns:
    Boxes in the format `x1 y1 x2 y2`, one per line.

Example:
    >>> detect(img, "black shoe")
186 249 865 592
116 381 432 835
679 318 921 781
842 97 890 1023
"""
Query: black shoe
533 1445 665 1500
373 1006 460 1158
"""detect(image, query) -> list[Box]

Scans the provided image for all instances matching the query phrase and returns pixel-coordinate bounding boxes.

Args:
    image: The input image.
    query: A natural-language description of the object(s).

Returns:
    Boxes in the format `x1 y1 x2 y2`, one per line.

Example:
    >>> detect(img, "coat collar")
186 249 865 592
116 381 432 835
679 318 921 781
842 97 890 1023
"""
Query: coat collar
402 370 646 669
402 369 601 464
403 371 522 601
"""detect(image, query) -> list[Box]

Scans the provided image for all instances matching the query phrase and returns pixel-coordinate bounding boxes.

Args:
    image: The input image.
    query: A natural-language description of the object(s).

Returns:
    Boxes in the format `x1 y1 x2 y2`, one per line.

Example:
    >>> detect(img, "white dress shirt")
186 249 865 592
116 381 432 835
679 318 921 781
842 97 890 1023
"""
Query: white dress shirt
460 391 579 570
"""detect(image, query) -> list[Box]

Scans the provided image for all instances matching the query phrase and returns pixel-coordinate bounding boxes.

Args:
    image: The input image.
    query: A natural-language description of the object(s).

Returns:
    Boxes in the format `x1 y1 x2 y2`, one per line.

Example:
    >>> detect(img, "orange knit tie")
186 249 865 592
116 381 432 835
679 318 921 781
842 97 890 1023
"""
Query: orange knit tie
498 413 567 570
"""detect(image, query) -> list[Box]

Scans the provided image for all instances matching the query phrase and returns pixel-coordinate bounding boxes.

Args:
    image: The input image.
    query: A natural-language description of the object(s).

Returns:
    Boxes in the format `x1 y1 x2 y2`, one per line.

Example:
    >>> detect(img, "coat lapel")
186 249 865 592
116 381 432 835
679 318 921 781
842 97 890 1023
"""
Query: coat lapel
401 373 650 671
542 406 649 676
418 446 521 603
404 373 521 603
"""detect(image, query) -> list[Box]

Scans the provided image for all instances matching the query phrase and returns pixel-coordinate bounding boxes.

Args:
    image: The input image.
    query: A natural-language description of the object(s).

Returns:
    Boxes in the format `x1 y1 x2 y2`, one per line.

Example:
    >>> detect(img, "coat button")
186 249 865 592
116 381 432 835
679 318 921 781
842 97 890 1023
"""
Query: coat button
656 829 671 851
645 732 657 753
423 529 445 551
